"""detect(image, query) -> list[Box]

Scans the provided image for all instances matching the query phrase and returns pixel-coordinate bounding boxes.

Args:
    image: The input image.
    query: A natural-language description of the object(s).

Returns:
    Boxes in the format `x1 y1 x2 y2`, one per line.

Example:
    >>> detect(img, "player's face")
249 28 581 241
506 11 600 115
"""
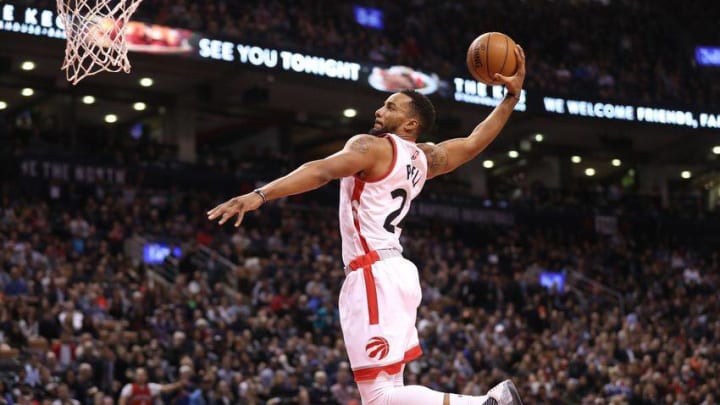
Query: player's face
370 93 417 135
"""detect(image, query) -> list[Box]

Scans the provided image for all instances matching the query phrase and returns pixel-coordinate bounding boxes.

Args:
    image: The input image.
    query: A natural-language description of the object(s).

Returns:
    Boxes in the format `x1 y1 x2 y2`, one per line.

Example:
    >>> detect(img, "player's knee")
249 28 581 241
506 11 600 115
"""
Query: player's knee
357 378 395 405
359 382 447 405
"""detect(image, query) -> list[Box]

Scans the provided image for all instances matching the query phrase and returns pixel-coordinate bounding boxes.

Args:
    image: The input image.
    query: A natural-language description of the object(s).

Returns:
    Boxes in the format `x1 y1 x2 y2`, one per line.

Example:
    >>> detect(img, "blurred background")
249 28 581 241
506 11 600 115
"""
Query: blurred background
0 0 719 404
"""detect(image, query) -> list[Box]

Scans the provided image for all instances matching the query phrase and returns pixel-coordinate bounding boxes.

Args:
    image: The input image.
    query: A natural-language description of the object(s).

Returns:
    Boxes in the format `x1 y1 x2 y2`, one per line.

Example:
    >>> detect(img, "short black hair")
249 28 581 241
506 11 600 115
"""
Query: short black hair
400 89 436 138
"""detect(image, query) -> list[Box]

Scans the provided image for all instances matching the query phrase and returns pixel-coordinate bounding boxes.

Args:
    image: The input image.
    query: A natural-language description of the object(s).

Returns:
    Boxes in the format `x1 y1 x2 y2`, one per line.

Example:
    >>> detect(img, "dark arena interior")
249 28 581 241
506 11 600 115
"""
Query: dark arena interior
1 1 720 404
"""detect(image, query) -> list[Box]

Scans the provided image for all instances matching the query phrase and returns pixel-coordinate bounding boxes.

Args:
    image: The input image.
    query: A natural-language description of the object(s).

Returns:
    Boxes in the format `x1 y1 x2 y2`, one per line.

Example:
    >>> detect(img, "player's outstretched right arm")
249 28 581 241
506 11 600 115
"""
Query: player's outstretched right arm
207 134 381 227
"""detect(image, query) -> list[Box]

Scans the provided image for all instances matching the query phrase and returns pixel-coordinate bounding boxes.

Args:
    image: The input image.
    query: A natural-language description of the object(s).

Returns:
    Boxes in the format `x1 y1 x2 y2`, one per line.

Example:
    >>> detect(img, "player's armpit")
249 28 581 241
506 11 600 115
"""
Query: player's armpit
418 142 449 179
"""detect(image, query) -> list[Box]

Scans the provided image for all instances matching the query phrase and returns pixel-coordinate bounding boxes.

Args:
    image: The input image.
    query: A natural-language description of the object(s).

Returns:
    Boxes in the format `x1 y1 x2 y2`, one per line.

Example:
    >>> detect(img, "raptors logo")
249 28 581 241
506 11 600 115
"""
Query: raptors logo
365 336 390 360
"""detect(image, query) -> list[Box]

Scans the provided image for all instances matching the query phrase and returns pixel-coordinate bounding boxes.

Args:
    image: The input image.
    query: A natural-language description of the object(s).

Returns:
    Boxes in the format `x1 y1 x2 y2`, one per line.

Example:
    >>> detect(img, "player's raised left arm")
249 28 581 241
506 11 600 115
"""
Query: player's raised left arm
422 45 526 179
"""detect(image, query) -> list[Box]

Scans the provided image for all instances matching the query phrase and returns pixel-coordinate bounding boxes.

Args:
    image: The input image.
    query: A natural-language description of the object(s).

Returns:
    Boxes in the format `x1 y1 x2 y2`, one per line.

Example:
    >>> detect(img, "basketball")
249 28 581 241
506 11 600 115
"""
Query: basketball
466 32 518 85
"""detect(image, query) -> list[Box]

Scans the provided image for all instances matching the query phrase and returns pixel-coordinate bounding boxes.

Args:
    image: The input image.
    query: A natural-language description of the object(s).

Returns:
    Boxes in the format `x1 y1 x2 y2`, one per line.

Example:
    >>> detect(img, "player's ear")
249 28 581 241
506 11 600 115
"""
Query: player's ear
403 118 419 133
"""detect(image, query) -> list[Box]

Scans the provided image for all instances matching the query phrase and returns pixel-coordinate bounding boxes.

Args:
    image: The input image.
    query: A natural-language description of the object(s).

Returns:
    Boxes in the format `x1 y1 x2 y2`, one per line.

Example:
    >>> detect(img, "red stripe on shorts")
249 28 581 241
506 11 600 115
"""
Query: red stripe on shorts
362 264 379 325
349 251 381 325
352 346 424 382
404 345 423 363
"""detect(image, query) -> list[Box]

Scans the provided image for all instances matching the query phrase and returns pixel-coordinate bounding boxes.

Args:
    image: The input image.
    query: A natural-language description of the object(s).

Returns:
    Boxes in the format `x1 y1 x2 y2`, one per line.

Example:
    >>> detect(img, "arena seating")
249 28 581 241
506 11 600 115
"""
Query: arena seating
1 147 718 404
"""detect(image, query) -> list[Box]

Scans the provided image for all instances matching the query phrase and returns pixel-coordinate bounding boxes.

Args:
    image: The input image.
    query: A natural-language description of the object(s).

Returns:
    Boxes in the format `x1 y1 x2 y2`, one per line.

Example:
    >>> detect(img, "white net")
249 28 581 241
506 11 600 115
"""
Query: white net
56 0 143 85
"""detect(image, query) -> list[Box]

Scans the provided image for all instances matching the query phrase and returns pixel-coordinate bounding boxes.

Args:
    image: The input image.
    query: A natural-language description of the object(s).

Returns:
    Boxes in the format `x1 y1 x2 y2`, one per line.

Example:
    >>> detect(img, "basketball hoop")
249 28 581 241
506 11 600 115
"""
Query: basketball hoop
56 0 143 85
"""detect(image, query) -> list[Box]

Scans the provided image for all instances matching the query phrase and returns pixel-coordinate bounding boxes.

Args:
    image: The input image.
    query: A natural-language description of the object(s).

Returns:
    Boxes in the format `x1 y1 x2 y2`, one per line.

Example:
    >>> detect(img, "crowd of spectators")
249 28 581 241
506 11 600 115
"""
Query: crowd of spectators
127 0 719 108
1 160 719 405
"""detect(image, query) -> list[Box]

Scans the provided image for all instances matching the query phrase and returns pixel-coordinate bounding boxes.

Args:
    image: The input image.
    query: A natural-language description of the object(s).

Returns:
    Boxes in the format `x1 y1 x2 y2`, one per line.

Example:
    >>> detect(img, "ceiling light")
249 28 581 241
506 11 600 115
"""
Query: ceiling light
133 102 147 111
571 155 582 164
681 170 691 179
104 114 118 124
21 61 35 71
21 88 34 97
0 101 6 110
82 95 95 105
713 146 720 155
585 168 596 177
343 108 357 118
534 133 544 142
508 150 519 159
483 160 494 169
611 158 621 167
139 77 154 87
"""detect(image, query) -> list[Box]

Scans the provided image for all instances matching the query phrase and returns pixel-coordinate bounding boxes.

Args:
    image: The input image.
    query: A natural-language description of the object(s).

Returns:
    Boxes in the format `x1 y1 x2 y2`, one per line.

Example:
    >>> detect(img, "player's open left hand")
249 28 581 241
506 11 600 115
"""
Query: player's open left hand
493 44 526 97
207 193 264 227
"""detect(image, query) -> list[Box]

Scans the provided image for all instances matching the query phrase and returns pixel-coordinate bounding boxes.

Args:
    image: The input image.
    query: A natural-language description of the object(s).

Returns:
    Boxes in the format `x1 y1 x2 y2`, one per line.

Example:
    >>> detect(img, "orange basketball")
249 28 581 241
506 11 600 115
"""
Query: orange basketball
466 32 518 85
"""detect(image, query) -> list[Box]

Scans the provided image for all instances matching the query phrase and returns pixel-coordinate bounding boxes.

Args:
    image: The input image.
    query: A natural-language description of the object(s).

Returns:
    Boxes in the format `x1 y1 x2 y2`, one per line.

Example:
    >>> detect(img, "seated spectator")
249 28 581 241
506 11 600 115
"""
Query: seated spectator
118 367 187 405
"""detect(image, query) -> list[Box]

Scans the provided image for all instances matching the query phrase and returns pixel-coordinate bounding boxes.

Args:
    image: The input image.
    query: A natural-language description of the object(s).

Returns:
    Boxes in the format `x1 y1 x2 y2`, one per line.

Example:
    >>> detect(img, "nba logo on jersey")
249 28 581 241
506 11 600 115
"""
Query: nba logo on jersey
365 336 390 360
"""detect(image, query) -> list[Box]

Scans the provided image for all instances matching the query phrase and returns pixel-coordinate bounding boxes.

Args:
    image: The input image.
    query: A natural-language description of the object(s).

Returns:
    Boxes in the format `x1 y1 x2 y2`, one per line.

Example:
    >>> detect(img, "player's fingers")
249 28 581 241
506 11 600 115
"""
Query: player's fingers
234 211 245 227
218 210 234 225
493 73 511 85
513 48 523 71
516 48 526 75
207 204 223 219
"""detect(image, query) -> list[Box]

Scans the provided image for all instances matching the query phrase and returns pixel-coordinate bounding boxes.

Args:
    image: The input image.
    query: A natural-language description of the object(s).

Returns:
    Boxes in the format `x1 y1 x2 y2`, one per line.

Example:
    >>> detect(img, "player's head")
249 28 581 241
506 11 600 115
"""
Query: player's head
370 89 436 139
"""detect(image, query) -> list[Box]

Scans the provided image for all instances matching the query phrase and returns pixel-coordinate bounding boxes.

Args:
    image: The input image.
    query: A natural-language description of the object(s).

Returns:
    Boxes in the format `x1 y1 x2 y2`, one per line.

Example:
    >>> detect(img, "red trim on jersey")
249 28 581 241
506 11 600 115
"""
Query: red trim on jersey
350 178 370 254
352 345 424 381
349 182 379 324
363 134 397 183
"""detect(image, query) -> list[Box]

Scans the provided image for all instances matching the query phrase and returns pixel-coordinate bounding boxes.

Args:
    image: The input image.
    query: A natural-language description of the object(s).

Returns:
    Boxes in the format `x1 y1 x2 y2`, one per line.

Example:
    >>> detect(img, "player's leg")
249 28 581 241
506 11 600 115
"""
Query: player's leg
358 375 522 405
339 257 523 405
355 259 523 405
391 365 404 387
356 371 443 405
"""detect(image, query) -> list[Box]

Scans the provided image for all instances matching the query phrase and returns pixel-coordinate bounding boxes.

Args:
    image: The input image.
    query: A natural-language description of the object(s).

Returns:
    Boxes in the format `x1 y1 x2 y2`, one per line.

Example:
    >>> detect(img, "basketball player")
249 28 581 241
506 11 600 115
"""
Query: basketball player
208 45 526 405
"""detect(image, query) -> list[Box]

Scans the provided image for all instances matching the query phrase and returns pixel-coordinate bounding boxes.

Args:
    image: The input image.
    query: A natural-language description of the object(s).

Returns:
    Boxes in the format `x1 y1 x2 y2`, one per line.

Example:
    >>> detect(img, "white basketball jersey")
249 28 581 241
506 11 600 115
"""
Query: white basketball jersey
339 134 427 266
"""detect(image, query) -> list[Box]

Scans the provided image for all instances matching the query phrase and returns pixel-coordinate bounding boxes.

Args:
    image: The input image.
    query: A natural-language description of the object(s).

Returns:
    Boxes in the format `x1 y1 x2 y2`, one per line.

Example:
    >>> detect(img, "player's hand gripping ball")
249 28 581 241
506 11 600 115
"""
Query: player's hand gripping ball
466 32 518 85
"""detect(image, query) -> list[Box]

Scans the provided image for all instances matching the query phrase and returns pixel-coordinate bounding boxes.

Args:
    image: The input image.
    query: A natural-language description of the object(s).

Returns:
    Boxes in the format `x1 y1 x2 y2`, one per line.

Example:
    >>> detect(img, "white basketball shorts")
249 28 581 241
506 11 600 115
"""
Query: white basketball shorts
338 251 423 382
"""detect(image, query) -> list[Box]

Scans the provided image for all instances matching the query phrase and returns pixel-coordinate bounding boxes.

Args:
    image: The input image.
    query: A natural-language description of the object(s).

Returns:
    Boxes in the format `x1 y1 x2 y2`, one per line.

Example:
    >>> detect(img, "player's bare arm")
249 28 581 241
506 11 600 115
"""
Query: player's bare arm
207 134 391 227
421 45 526 179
